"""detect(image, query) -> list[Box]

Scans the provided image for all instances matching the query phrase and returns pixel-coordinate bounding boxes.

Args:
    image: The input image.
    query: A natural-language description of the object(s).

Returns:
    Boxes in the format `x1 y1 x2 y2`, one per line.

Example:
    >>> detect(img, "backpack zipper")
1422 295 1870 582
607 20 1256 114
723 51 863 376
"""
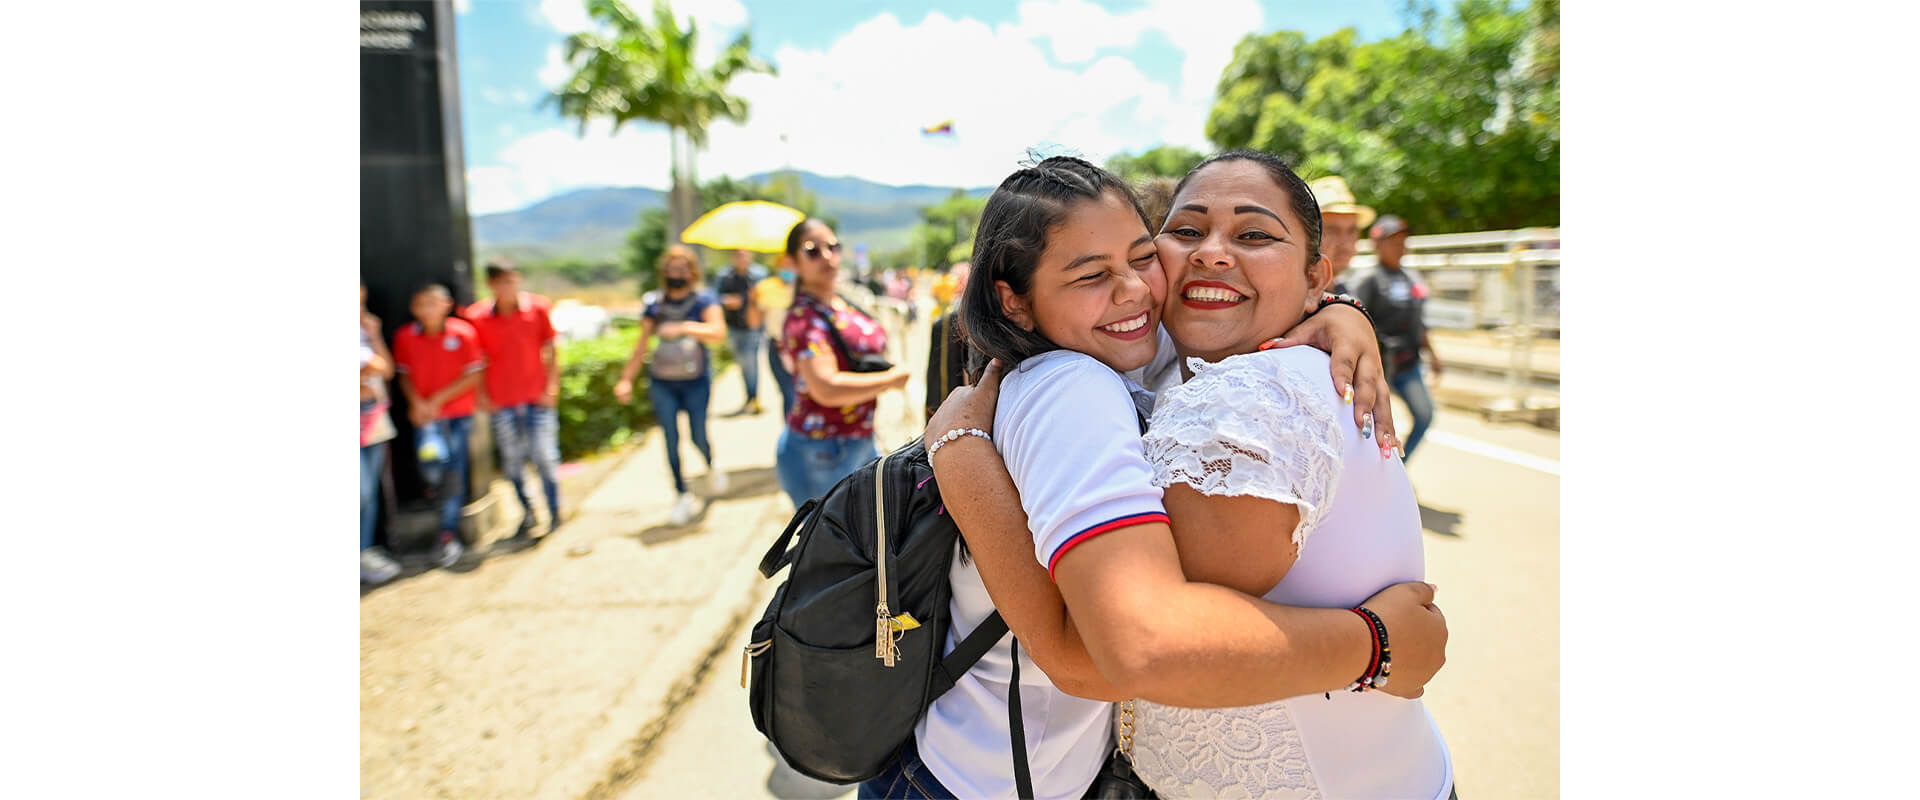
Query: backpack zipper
872 452 899 667
740 638 772 688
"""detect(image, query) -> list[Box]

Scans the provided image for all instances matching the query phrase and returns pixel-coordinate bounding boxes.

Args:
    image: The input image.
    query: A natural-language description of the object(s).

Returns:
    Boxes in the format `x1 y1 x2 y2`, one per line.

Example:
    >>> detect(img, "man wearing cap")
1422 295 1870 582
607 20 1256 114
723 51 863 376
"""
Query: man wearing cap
468 259 562 542
1308 175 1375 296
1354 215 1442 461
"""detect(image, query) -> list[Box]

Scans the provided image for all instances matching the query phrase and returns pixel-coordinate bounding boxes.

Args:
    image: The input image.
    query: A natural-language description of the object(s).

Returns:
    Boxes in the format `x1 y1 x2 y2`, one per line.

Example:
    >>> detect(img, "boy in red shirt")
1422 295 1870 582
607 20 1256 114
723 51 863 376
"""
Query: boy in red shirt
467 261 562 541
393 284 484 566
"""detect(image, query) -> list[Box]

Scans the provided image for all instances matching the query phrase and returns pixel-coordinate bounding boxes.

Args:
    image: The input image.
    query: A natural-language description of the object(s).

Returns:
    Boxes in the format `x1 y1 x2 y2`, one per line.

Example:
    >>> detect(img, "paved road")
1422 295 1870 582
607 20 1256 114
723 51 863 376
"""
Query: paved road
619 322 1560 799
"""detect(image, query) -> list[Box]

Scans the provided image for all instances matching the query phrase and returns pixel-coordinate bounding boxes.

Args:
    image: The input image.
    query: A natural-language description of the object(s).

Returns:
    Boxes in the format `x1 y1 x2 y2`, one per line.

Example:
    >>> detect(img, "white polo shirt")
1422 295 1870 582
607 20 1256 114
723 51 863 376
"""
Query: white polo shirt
916 350 1168 800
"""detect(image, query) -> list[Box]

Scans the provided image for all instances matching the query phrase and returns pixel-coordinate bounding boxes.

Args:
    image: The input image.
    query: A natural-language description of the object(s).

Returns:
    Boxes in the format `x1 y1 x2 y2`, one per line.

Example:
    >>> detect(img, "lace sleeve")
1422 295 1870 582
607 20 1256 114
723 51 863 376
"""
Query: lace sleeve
1143 355 1346 550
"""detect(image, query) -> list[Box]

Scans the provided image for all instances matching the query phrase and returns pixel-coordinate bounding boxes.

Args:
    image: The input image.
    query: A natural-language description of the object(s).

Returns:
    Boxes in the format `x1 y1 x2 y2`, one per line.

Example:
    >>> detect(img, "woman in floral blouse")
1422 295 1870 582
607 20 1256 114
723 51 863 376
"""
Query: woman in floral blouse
774 218 912 508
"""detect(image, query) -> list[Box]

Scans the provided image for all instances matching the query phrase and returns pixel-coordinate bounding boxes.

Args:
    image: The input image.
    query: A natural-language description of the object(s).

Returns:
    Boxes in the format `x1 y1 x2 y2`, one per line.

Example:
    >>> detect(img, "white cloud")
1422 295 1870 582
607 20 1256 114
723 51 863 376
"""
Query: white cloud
467 119 674 215
1003 0 1146 63
477 3 1255 213
1001 0 1262 99
538 44 570 89
538 0 593 35
454 0 471 15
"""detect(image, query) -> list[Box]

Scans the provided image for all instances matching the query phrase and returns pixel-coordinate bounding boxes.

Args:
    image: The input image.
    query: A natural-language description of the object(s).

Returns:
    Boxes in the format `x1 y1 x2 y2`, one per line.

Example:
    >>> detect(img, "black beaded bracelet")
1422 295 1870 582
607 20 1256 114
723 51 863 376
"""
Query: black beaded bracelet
1315 293 1375 328
1350 606 1392 692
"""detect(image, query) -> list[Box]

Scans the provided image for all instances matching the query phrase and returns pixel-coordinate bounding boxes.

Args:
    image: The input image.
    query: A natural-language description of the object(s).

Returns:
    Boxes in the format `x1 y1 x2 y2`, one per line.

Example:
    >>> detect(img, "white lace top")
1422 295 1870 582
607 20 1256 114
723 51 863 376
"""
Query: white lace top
1125 348 1453 800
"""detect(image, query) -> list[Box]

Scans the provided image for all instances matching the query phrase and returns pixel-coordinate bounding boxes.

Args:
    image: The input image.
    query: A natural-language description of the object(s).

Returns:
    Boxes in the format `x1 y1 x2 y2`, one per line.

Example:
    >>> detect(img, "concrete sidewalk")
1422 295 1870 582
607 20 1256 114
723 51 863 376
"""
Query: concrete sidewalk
359 351 925 800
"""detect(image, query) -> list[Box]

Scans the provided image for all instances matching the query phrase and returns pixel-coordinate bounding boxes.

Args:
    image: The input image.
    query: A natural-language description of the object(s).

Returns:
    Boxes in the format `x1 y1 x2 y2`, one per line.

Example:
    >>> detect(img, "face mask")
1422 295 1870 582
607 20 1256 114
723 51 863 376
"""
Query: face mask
780 269 795 284
665 277 689 290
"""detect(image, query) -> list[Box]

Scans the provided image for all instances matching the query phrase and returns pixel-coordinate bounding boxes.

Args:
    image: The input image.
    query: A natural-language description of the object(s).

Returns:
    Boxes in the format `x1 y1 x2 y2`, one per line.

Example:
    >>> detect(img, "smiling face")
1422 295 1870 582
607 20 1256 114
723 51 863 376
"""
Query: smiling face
1156 160 1331 363
999 189 1166 374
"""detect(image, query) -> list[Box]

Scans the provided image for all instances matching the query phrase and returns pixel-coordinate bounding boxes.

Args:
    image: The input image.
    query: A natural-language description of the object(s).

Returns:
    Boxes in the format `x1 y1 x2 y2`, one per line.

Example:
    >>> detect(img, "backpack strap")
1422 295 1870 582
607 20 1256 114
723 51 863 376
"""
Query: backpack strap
1009 637 1036 800
927 610 1008 699
757 497 820 578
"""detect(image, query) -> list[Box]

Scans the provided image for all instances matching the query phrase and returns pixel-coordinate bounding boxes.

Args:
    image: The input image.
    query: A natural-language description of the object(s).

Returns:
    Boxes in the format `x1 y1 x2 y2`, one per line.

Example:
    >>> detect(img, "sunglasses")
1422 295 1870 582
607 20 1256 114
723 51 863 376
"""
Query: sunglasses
801 241 843 261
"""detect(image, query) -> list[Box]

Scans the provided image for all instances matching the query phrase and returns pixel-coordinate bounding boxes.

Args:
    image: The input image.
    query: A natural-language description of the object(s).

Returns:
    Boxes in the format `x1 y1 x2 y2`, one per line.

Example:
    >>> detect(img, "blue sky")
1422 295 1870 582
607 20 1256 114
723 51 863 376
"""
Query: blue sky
453 0 1429 214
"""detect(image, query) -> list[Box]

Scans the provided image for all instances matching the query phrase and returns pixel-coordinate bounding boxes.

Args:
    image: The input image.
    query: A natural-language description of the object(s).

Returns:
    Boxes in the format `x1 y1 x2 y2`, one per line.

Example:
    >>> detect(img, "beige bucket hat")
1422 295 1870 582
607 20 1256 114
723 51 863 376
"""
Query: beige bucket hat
1308 175 1376 230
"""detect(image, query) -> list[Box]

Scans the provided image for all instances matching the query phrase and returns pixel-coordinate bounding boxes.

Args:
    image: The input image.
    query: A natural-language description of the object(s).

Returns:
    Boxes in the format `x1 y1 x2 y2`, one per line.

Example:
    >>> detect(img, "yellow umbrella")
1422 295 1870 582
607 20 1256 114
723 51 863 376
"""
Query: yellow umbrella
679 200 806 253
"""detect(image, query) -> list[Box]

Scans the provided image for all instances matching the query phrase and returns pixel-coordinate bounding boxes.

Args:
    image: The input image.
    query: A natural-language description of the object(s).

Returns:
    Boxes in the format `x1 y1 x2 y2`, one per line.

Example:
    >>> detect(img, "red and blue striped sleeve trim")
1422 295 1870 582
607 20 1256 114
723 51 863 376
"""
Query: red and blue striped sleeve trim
1046 512 1171 580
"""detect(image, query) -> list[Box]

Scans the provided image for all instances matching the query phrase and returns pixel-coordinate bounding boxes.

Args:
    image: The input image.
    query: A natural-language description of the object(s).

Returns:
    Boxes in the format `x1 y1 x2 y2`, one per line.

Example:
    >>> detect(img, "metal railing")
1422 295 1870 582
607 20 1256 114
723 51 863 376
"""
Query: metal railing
1350 227 1559 335
1350 227 1561 420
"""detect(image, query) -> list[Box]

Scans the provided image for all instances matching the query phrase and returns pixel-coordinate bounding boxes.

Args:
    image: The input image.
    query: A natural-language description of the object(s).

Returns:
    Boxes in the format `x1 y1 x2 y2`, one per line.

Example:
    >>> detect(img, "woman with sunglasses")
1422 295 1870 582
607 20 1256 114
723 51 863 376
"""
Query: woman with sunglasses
773 218 913 508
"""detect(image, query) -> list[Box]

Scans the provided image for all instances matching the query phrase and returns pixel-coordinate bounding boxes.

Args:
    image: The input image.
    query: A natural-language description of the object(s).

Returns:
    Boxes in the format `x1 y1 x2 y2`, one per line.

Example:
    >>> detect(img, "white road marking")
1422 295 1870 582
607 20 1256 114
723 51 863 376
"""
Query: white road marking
1427 430 1560 476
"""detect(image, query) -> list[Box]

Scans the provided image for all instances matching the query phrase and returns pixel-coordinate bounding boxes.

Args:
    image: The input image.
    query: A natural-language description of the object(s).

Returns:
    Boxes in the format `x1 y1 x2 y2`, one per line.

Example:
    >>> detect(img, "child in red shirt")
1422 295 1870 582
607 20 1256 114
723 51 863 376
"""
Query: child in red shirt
393 284 484 567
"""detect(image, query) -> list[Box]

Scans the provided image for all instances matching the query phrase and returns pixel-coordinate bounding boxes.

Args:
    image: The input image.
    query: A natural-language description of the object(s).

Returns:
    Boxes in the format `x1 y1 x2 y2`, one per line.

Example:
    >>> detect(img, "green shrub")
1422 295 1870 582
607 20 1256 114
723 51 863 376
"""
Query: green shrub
555 327 738 462
557 328 651 462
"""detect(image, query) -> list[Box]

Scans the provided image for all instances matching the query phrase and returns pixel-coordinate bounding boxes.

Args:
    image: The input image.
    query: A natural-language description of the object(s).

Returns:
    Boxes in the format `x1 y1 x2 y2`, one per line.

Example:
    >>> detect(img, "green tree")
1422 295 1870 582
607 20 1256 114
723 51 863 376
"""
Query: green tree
545 0 775 241
1205 0 1557 233
1105 145 1207 181
911 190 989 270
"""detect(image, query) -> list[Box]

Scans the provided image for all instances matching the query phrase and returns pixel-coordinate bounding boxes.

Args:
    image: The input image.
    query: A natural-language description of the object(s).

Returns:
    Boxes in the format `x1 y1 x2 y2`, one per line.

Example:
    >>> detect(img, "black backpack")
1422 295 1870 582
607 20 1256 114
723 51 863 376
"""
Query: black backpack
743 437 1010 785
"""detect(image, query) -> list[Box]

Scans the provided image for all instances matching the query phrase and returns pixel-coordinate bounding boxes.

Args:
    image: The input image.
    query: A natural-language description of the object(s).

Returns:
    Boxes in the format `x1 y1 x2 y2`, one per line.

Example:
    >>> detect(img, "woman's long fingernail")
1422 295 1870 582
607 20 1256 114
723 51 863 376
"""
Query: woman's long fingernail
1360 413 1373 439
1343 384 1355 405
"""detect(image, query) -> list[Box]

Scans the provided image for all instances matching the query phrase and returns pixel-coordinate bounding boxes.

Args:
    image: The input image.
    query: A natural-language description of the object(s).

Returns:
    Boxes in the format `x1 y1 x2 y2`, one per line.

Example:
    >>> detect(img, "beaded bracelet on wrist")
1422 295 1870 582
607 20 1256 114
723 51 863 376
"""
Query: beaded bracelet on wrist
1349 606 1392 692
927 427 991 457
1316 293 1375 328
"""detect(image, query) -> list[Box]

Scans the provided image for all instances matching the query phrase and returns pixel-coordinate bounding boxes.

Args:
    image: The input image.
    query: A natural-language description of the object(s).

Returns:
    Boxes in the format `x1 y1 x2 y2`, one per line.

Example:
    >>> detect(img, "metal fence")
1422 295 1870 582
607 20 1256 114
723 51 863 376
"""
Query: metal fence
1350 227 1560 420
1349 227 1560 336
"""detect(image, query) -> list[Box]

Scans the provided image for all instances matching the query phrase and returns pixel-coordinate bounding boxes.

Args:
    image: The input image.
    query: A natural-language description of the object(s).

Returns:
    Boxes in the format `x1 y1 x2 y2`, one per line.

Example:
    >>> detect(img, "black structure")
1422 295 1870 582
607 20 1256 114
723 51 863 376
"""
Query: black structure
361 0 486 546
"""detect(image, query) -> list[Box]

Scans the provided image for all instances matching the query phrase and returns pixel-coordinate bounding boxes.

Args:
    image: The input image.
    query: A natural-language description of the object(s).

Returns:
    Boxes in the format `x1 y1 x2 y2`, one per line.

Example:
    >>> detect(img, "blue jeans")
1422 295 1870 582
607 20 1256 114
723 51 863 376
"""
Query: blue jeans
727 327 761 402
492 403 561 520
648 375 714 494
361 441 387 551
857 736 957 799
1390 363 1436 460
418 415 473 533
775 430 878 509
767 334 796 417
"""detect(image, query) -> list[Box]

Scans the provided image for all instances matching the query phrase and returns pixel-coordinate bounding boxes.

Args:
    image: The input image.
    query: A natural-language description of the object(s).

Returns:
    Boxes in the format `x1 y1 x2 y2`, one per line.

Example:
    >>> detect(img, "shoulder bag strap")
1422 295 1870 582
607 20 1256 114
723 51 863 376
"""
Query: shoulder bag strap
939 315 951 401
930 610 1007 698
1009 637 1036 800
800 292 861 368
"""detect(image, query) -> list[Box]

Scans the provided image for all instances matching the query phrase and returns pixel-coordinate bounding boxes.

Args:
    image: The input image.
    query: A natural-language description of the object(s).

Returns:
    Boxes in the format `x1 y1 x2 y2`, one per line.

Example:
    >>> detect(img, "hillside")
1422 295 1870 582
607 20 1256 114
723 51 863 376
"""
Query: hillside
471 170 989 261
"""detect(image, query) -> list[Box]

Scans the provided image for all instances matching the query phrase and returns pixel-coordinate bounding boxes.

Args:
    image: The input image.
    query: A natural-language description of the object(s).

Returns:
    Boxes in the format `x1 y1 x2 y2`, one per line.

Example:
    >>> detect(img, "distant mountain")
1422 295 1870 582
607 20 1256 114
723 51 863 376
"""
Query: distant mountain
472 186 665 261
471 171 990 261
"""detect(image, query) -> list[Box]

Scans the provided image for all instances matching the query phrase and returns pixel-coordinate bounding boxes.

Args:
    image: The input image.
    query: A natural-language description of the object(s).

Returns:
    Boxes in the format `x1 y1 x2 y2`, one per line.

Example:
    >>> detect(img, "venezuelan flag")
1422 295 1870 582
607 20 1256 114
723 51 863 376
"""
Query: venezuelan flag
921 120 954 136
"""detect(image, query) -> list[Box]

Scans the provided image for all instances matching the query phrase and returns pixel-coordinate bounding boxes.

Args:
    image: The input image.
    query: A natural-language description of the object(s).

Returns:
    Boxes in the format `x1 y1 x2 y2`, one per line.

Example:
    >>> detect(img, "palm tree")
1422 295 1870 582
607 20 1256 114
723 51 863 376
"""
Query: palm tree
545 0 774 239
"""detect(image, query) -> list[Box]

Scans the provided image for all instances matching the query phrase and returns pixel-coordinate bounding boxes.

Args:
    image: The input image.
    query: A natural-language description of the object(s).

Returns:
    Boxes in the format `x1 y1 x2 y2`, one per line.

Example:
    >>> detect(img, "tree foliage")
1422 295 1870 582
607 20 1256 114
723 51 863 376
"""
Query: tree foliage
1105 145 1208 182
910 190 989 270
544 0 775 237
1205 0 1558 233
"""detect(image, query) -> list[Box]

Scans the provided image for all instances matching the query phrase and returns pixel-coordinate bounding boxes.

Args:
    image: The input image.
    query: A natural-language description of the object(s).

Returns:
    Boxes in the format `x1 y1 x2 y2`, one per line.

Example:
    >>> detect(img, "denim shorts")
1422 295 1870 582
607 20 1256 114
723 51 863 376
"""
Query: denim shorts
774 429 878 509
